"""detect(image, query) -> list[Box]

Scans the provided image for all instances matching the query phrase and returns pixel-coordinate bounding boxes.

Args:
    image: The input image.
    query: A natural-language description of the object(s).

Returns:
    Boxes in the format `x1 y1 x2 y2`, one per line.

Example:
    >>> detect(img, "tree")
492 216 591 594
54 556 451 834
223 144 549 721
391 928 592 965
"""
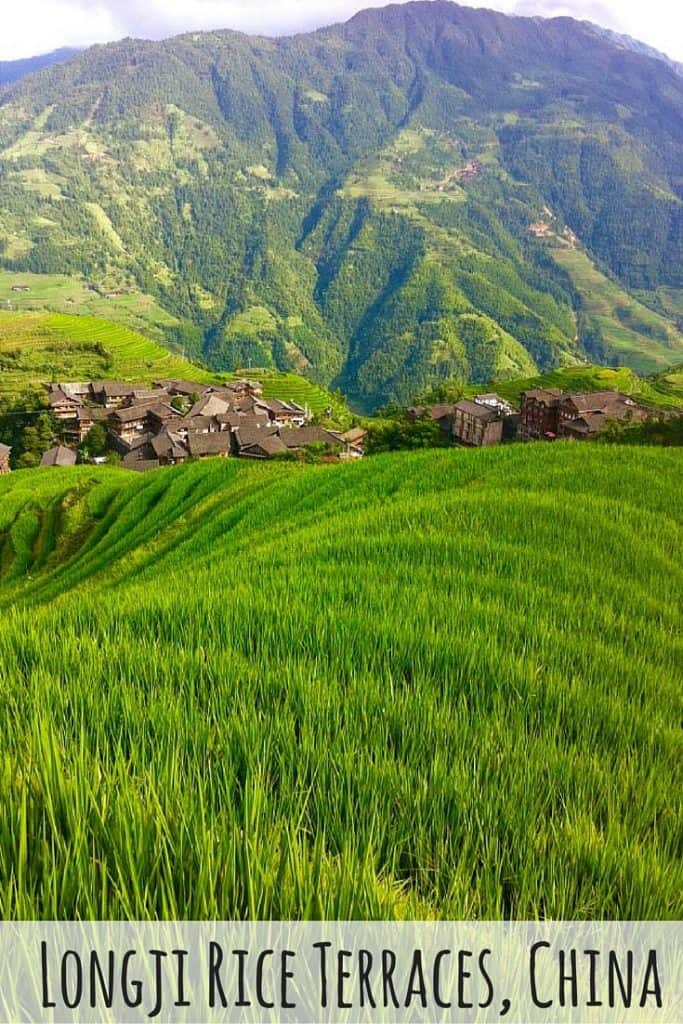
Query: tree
366 413 450 454
415 380 464 405
19 412 55 465
80 423 108 459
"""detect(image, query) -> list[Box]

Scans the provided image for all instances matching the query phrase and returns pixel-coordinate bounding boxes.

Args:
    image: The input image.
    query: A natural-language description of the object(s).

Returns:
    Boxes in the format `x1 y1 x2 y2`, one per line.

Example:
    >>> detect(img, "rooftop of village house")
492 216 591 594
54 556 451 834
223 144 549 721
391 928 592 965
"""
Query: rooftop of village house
33 377 364 470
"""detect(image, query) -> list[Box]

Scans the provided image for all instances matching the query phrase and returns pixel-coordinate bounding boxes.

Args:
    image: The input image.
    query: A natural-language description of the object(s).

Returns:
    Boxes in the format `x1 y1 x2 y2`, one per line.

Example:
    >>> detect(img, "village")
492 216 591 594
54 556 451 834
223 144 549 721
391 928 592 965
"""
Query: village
408 386 659 446
0 377 366 473
0 377 667 477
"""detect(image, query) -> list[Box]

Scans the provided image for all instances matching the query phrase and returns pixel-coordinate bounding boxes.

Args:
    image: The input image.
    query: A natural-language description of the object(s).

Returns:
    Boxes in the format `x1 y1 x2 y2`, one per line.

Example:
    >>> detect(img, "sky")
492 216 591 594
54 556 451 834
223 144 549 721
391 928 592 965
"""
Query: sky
1 0 682 64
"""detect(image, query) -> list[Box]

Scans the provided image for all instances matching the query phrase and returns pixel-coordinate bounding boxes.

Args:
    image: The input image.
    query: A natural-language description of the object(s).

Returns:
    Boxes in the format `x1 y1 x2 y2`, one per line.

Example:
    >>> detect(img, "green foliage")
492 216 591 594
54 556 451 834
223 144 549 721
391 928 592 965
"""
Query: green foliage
17 411 55 467
416 380 464 404
365 413 450 453
598 415 683 446
80 423 108 458
0 446 680 918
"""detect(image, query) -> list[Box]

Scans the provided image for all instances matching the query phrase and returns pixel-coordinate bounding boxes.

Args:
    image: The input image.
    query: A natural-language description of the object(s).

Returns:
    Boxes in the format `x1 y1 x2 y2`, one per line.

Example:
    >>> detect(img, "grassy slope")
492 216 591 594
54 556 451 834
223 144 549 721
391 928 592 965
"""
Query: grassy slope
0 270 182 342
0 311 348 416
0 445 681 919
0 311 213 400
469 364 683 410
550 246 683 372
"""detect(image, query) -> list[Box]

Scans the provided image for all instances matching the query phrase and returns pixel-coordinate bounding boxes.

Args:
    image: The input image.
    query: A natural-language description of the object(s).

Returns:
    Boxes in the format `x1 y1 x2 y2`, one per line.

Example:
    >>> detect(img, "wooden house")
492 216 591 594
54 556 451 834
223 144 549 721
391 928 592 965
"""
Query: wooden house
47 387 82 421
41 445 77 468
237 434 288 460
452 399 503 446
151 429 190 465
0 443 11 474
91 381 137 409
280 426 359 458
260 398 307 427
519 388 564 439
186 431 233 459
406 404 455 435
223 379 264 399
341 426 368 451
108 405 152 446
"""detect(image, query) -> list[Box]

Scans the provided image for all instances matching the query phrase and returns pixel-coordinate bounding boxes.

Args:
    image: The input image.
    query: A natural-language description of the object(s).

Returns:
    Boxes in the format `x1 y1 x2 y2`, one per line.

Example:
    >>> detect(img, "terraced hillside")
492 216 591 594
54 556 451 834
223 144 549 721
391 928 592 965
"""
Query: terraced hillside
0 311 214 402
0 446 681 919
0 311 348 417
464 364 683 410
1 2 682 406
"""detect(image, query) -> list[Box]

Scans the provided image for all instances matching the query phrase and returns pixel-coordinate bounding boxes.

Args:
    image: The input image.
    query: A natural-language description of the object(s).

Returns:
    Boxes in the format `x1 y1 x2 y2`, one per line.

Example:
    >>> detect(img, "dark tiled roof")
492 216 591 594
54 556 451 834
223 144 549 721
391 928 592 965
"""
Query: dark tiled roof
121 441 157 463
151 430 189 460
183 414 217 431
77 406 107 422
454 399 499 422
146 404 183 423
407 404 455 422
234 426 280 449
187 431 233 456
155 380 209 396
122 457 160 472
522 388 563 403
342 427 367 444
92 381 137 397
564 391 637 413
266 398 305 414
110 404 152 423
240 435 288 457
281 427 345 448
216 412 242 429
48 388 82 408
187 394 232 418
41 445 77 467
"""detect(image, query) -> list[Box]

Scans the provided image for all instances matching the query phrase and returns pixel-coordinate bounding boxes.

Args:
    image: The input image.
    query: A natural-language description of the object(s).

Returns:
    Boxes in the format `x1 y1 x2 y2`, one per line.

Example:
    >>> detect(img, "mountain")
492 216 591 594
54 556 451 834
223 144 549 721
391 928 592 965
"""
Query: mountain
0 47 82 87
0 2 682 408
585 24 683 78
1 445 681 917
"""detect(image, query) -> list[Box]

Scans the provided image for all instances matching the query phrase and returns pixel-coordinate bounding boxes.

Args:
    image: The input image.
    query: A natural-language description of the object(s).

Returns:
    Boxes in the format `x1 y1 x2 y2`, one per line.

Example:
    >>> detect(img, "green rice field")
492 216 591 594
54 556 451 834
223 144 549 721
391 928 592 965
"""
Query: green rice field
0 311 349 417
0 311 213 401
0 444 681 920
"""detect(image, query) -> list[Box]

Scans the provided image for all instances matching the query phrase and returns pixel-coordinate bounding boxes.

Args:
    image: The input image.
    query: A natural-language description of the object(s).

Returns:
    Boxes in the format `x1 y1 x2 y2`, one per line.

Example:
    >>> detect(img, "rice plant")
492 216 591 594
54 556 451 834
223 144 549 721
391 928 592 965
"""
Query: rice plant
0 444 680 920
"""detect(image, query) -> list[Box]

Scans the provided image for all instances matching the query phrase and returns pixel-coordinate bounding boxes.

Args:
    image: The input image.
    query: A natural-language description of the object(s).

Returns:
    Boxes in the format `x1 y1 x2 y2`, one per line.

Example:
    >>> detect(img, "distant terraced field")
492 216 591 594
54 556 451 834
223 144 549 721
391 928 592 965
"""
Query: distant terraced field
0 313 350 419
0 311 213 402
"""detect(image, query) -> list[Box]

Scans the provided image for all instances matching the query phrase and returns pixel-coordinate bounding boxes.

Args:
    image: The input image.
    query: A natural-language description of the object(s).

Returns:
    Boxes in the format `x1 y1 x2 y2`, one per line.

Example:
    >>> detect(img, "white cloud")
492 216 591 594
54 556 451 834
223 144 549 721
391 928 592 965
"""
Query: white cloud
1 0 681 63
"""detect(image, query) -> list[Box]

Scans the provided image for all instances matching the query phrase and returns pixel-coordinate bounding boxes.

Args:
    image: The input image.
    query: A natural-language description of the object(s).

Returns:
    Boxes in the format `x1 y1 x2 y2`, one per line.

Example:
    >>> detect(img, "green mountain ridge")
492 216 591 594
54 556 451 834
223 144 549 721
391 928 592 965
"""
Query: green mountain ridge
0 47 82 87
0 2 682 408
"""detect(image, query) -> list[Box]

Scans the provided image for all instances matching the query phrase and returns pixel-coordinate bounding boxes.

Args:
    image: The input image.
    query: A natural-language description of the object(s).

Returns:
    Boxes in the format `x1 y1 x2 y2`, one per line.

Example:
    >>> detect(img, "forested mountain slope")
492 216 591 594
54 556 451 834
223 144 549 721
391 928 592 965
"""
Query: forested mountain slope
0 48 81 87
1 2 682 407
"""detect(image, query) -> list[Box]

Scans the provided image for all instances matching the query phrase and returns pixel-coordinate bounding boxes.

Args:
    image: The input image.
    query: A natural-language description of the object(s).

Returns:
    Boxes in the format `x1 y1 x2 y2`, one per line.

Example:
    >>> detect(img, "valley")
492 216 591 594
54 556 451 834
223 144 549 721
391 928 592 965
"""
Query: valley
0 2 682 408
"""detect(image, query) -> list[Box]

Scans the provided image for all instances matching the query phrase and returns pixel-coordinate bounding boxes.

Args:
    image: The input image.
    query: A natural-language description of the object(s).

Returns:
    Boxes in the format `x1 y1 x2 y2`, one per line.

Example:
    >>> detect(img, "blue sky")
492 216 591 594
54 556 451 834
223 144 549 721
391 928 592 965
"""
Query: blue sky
1 0 682 63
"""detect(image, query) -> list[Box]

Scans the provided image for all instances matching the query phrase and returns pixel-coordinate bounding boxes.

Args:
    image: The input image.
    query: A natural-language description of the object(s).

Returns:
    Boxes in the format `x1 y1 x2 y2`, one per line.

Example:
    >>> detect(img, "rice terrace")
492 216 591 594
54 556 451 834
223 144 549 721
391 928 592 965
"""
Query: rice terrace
0 0 682 946
0 445 680 919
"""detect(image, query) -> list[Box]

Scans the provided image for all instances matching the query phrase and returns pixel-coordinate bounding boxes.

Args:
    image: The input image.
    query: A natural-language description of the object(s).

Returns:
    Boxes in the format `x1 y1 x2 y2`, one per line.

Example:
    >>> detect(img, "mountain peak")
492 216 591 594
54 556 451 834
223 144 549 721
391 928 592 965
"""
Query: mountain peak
0 3 681 407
